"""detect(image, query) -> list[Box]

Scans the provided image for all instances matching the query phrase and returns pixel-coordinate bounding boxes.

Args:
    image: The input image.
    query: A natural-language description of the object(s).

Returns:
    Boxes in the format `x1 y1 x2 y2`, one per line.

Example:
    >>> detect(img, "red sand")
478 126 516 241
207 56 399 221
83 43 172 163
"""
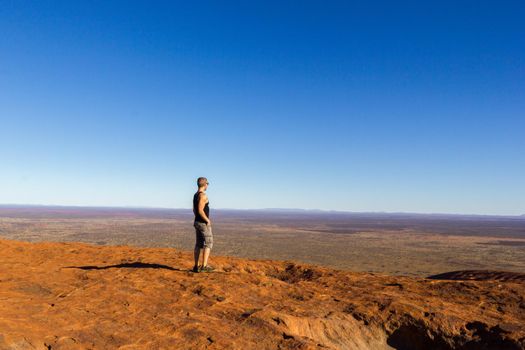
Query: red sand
0 238 523 349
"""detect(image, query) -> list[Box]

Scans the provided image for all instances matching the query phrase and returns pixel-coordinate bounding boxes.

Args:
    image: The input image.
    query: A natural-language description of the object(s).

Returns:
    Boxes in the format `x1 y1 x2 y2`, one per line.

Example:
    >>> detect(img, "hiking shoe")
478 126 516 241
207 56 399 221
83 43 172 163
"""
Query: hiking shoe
200 265 215 273
192 265 200 273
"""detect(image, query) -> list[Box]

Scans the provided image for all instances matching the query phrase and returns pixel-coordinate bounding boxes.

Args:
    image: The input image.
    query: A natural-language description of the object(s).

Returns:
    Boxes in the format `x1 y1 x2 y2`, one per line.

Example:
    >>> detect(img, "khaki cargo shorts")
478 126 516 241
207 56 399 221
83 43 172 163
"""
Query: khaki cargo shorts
194 221 213 250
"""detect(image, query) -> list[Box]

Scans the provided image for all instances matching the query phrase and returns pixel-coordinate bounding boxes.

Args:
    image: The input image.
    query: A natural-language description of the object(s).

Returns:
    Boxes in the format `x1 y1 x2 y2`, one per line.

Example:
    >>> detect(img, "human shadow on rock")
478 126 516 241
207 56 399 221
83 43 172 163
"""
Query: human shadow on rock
64 262 183 271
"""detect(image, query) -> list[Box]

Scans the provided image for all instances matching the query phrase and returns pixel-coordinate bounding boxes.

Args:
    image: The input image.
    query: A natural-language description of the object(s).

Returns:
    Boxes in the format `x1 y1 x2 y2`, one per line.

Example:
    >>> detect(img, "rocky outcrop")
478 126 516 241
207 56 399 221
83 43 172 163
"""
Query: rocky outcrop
0 238 523 349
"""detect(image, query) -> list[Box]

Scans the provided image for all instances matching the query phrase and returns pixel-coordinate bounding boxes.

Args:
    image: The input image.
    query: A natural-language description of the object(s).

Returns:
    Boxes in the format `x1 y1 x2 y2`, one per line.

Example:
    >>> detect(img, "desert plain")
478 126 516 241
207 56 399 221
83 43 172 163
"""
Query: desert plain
1 206 524 277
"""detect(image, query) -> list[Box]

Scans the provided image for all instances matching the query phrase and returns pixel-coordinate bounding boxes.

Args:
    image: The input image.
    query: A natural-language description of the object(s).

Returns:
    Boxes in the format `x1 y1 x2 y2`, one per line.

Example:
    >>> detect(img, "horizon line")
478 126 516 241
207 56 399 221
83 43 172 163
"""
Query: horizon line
0 203 523 218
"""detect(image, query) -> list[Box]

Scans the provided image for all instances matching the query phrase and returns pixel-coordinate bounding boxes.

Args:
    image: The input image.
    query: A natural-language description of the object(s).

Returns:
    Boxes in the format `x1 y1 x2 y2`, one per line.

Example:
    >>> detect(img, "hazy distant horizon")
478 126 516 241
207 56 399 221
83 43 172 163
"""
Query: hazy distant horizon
1 203 523 218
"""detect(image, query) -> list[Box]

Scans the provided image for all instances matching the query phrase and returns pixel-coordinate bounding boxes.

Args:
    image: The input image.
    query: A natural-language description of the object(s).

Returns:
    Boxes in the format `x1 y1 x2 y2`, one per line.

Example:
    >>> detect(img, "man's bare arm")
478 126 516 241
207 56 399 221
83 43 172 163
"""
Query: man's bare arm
198 193 211 225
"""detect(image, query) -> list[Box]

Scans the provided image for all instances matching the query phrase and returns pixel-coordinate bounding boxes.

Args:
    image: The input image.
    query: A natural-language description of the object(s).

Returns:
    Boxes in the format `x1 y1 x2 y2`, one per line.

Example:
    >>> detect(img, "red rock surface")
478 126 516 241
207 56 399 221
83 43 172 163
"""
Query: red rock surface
0 238 523 349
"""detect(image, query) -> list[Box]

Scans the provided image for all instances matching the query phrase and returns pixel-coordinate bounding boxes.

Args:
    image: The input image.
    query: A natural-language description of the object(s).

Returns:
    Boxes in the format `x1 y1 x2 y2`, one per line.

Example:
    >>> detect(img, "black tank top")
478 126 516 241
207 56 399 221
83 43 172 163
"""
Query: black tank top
193 191 210 223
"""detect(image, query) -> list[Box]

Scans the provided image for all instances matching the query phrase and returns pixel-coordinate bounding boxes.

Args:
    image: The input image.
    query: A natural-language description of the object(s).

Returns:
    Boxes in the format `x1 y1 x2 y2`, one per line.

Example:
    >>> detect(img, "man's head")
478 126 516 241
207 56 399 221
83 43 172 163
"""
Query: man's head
197 177 209 190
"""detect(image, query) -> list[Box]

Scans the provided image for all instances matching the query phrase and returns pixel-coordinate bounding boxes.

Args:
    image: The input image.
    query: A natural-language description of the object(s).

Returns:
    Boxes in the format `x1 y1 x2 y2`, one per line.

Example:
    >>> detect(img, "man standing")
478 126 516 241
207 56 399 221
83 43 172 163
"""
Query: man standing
192 177 214 273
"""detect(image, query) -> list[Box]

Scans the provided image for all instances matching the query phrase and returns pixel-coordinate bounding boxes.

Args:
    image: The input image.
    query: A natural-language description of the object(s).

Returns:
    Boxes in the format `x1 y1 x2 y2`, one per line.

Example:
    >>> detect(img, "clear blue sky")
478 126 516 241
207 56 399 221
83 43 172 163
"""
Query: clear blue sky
1 1 524 215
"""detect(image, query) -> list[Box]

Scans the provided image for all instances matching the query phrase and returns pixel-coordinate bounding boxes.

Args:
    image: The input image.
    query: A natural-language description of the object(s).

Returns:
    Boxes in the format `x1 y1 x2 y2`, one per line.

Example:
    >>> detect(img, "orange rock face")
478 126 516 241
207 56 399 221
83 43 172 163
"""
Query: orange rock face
0 238 523 349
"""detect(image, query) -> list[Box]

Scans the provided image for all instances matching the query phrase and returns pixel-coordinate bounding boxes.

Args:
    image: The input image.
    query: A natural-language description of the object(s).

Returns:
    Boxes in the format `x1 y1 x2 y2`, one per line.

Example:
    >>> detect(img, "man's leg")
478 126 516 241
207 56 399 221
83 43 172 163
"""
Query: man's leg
200 225 213 270
201 247 211 267
193 223 205 271
194 245 201 268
